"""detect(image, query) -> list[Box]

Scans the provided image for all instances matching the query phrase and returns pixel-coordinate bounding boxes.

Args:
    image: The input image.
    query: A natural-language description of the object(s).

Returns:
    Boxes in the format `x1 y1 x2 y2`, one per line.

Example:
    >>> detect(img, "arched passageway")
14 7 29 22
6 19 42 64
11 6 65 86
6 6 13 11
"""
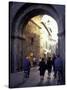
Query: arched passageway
10 4 63 71
10 2 65 73
9 2 65 88
21 15 58 66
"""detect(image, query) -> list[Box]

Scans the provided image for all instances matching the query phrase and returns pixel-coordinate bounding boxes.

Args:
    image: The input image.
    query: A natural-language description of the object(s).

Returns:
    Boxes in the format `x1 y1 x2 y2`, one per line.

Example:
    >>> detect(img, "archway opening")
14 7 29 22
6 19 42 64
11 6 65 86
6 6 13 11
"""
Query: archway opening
22 14 58 66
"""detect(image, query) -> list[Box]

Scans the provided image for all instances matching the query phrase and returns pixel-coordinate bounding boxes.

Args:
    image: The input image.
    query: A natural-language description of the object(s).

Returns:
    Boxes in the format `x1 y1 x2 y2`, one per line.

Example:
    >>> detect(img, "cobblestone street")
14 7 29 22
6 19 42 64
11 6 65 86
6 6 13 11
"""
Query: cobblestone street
17 66 61 88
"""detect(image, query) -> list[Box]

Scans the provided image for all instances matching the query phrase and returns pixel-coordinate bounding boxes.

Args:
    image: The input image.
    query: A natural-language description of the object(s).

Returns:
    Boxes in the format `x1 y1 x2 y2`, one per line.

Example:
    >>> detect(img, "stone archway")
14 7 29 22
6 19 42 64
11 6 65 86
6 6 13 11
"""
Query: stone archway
10 2 65 73
12 3 60 34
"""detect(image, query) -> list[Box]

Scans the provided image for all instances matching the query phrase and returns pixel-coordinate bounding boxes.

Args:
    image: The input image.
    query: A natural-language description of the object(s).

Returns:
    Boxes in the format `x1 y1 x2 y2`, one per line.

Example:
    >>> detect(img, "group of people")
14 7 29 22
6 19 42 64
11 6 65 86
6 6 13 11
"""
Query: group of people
39 54 64 83
23 54 64 84
39 56 52 81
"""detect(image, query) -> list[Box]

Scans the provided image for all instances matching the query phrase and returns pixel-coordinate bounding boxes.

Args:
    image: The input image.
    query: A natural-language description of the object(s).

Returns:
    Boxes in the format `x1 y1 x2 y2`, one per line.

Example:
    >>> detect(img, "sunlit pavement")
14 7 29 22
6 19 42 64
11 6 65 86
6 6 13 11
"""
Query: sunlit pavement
17 66 63 88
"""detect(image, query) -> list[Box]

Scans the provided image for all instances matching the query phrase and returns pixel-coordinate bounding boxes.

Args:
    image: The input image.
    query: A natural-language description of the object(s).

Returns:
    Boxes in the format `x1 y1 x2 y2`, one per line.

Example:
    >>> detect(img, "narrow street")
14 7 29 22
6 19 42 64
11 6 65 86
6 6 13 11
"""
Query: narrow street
17 66 61 88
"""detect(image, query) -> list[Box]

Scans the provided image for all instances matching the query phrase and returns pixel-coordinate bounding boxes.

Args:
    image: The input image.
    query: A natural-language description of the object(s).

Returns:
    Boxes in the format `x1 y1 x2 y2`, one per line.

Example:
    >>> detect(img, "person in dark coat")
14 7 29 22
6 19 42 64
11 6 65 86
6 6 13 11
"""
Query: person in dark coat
39 58 46 81
54 55 63 83
47 57 52 78
52 54 56 76
23 56 31 78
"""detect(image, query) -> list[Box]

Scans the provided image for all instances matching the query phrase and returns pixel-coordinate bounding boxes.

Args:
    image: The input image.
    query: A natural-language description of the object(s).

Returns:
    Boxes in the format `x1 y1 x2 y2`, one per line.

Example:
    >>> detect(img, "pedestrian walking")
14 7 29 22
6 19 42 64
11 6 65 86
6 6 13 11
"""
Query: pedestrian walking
52 54 56 76
23 56 31 78
54 55 63 83
39 58 46 82
47 57 52 78
33 57 36 66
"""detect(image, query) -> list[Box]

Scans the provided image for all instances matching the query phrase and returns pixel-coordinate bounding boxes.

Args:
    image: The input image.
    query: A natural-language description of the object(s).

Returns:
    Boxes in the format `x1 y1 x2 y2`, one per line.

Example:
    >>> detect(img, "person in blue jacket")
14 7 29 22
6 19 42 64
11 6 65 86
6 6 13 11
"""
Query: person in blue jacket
23 56 31 78
54 55 63 83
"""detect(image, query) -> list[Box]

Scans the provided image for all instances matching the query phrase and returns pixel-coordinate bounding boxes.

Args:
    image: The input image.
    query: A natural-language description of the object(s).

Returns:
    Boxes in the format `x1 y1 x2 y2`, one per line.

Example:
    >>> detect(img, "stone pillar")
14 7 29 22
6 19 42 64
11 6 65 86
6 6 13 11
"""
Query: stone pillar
13 39 18 72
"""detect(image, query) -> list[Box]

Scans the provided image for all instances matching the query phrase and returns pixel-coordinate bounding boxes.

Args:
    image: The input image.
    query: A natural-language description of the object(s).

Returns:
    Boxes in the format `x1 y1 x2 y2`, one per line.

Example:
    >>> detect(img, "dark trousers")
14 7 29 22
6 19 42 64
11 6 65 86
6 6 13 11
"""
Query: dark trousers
54 69 63 83
24 70 30 78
